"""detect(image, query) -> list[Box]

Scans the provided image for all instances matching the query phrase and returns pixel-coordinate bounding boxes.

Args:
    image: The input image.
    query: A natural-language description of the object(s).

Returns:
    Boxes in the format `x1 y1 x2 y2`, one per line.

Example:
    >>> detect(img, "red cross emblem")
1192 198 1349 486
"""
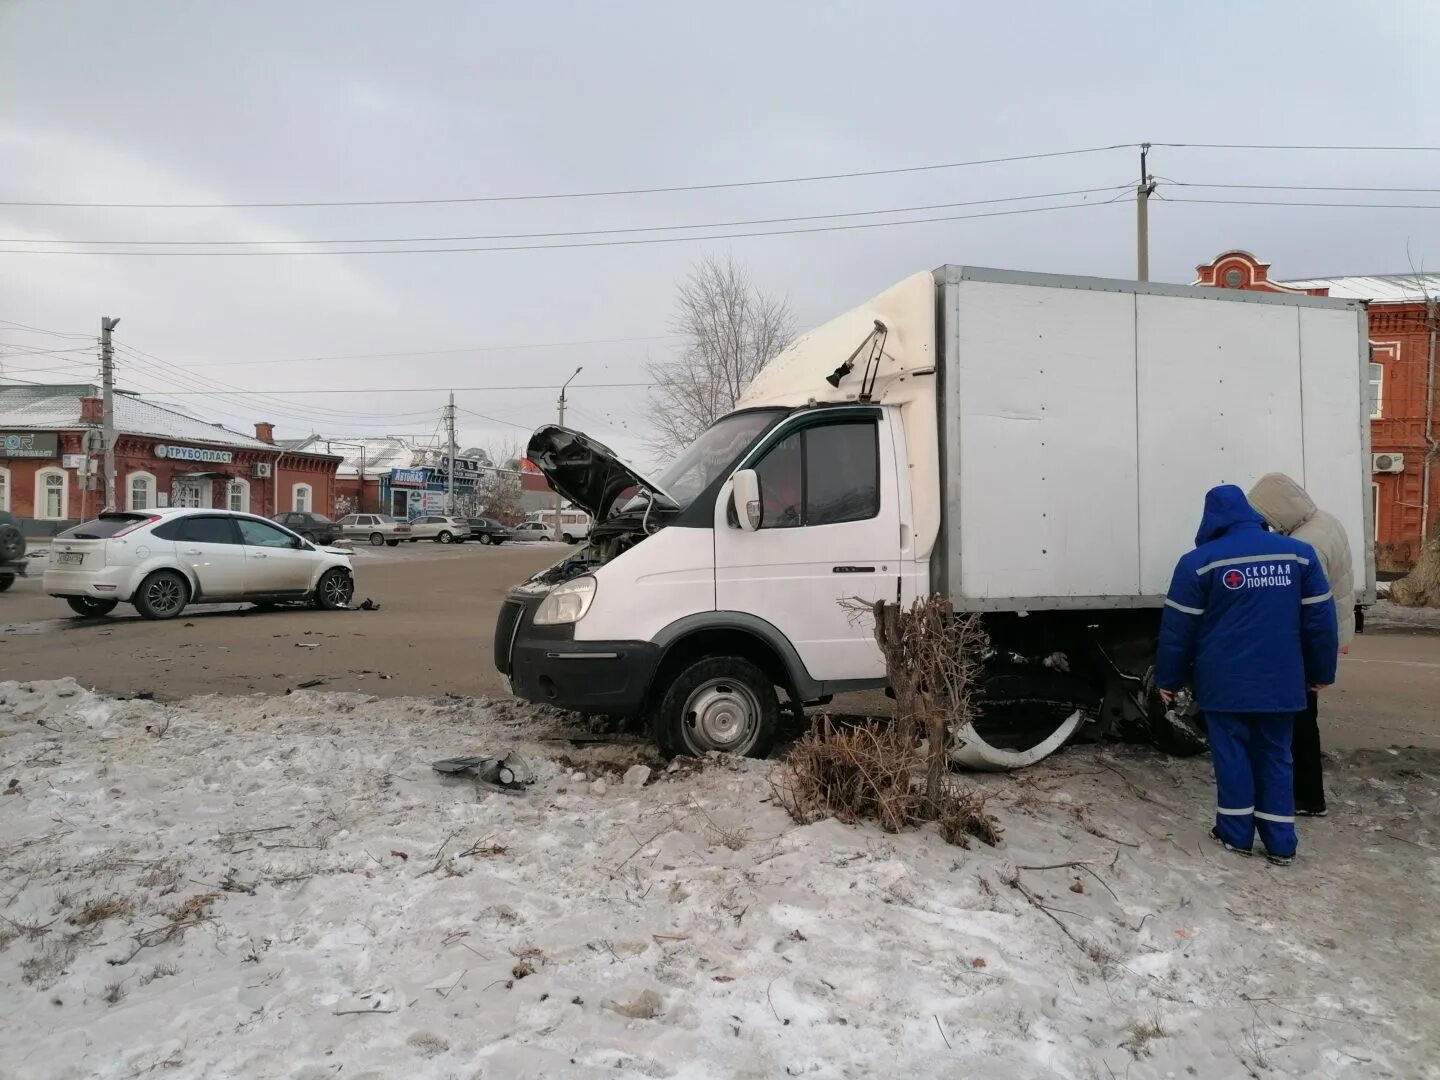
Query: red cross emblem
1223 569 1246 590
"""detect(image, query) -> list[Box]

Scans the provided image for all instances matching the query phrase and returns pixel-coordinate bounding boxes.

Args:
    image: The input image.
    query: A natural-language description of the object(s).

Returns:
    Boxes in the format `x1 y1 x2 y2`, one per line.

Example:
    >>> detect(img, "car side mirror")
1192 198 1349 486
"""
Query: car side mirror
731 469 762 532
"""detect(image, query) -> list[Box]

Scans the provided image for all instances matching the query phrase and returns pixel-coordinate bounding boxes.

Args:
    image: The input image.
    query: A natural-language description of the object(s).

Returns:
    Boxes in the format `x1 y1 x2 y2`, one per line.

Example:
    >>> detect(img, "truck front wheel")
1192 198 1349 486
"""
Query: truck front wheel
651 656 779 759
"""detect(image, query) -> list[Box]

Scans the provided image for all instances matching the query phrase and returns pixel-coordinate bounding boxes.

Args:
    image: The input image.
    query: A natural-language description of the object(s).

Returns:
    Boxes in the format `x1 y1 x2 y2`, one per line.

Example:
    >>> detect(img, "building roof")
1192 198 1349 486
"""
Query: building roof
1275 274 1440 303
314 435 438 478
0 383 280 450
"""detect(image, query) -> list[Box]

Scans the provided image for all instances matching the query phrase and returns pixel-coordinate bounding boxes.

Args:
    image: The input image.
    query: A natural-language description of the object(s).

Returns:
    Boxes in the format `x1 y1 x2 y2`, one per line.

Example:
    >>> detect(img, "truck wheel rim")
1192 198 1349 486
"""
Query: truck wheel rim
148 577 183 613
321 572 352 606
684 679 760 752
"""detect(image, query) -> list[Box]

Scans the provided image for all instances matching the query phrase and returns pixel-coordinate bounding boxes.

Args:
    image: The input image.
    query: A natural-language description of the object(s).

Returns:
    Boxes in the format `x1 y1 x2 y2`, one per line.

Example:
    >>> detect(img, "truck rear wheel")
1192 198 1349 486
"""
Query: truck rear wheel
651 656 779 759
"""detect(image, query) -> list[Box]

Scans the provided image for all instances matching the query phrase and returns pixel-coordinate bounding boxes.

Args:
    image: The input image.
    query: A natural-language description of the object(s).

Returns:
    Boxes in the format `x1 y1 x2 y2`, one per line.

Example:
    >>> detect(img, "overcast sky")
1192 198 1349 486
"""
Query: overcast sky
1 1 1435 465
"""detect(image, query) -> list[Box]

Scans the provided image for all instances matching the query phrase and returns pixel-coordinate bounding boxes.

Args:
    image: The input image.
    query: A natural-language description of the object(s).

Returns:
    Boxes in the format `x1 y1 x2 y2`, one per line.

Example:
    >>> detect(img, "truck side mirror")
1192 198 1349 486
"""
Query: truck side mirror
731 469 762 532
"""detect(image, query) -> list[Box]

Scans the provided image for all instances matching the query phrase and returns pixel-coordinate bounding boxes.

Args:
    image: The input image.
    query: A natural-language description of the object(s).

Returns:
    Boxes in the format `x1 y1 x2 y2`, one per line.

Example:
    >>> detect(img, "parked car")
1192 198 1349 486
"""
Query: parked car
466 517 513 545
406 515 471 543
335 513 412 546
272 511 342 545
522 509 592 544
43 509 354 620
512 521 556 542
0 510 27 592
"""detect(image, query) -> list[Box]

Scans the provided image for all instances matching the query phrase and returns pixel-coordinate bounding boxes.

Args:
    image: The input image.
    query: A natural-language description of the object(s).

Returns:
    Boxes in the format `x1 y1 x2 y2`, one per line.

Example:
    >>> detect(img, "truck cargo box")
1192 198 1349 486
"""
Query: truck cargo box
934 266 1374 610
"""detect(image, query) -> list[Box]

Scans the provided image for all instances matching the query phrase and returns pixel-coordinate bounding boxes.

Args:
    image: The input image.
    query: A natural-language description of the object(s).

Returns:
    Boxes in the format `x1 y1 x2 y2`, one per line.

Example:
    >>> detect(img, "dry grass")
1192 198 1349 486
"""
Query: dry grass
21 936 79 988
139 962 178 986
102 980 127 1005
1122 1013 1168 1058
774 717 1001 847
68 894 135 927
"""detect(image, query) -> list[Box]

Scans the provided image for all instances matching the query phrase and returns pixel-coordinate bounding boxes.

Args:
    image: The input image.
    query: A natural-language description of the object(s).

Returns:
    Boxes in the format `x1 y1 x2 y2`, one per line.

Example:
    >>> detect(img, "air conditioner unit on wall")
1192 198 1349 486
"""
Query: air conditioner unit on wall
253 462 273 478
1372 453 1405 475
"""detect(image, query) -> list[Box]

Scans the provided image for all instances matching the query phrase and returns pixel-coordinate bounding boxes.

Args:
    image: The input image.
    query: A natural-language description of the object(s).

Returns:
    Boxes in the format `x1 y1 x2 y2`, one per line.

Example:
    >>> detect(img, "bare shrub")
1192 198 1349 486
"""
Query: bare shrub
937 787 1001 848
773 717 923 833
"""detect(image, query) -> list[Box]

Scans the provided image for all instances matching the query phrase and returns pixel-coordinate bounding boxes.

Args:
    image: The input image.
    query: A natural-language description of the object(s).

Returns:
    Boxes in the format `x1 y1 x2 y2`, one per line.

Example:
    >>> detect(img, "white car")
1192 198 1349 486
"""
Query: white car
44 508 355 620
511 521 556 542
406 515 471 543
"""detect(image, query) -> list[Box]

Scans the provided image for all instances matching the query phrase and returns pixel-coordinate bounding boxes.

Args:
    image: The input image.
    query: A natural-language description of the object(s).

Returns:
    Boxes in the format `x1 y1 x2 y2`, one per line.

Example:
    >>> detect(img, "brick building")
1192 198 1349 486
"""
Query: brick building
1194 252 1439 572
0 384 341 535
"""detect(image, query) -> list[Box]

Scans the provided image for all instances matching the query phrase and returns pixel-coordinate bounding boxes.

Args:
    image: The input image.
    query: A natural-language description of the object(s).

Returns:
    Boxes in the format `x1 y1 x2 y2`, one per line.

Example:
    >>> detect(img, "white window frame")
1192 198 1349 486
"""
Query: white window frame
1369 362 1385 420
228 477 251 513
292 482 312 513
128 470 157 511
0 465 10 512
36 467 69 521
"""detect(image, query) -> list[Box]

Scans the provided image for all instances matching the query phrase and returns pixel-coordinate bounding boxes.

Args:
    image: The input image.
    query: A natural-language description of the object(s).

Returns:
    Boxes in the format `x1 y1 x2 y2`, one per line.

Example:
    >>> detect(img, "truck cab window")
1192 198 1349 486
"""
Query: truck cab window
753 419 879 529
805 421 879 525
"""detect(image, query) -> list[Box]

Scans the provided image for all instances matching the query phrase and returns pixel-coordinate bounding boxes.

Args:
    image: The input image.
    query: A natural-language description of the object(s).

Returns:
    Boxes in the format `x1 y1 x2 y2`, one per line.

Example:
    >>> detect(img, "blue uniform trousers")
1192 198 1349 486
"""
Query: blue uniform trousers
1206 711 1298 858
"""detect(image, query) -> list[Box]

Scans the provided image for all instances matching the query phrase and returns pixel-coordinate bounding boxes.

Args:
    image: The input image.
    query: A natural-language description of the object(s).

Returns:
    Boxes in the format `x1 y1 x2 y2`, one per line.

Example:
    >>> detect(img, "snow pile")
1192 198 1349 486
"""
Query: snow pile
0 680 1434 1079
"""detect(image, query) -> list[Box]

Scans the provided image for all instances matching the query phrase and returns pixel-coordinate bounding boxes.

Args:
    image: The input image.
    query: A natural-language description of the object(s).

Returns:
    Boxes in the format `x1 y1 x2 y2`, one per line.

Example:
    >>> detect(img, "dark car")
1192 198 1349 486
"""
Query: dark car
0 509 27 591
466 517 513 545
272 511 342 545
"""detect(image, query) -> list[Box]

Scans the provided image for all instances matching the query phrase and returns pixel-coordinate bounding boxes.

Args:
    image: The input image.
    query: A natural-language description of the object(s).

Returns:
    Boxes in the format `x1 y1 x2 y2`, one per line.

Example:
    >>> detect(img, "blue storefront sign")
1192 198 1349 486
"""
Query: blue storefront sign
390 468 428 487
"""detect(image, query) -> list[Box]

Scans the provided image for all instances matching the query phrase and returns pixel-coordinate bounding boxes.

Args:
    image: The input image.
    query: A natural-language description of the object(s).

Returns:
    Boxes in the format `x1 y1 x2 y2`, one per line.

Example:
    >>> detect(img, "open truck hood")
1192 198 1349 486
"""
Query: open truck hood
526 426 675 521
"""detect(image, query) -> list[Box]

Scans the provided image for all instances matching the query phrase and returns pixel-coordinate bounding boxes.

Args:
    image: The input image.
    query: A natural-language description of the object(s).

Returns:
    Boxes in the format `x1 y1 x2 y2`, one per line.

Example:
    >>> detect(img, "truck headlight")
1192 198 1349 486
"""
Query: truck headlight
533 575 597 625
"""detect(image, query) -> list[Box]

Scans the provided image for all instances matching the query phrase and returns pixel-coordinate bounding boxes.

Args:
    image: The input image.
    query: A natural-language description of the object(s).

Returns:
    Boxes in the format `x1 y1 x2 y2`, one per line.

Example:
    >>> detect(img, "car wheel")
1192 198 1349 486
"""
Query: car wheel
0 574 14 592
0 524 24 563
562 533 575 544
300 531 316 543
387 540 400 547
133 570 190 620
369 532 385 547
650 656 779 759
66 596 117 617
477 534 492 545
313 567 354 610
437 531 453 544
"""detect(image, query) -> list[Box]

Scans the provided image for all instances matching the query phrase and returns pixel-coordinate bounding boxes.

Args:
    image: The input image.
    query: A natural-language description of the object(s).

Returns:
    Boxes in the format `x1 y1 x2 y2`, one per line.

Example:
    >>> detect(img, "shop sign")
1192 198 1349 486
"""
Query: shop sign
0 431 60 458
154 443 234 464
390 468 427 487
438 455 486 480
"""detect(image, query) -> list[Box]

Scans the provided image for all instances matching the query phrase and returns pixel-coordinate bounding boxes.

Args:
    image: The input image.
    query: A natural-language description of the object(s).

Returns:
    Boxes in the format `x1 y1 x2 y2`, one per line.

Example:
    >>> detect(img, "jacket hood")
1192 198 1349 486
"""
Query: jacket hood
1247 472 1316 535
1195 484 1267 545
526 425 675 521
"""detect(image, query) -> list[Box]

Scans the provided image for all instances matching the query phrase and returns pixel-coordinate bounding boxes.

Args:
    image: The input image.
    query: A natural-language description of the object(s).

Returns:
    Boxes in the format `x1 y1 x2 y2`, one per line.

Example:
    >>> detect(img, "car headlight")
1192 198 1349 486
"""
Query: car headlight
533 575 597 625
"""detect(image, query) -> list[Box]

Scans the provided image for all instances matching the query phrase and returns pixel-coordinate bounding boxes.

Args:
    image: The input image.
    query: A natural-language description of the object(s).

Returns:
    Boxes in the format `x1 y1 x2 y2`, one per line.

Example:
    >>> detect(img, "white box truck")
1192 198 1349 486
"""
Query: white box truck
497 266 1374 766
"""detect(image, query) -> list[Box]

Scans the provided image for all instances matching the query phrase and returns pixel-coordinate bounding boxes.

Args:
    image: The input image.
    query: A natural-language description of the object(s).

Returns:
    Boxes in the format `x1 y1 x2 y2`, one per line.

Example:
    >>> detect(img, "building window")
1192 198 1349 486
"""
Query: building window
1369 362 1384 419
1223 268 1243 287
228 478 250 513
36 468 68 520
292 482 312 513
128 471 156 511
0 466 9 512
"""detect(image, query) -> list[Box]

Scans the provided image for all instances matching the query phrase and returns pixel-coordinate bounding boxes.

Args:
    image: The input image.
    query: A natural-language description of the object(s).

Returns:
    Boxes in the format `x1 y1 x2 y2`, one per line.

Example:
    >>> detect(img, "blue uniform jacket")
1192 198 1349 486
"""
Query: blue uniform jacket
1155 485 1339 714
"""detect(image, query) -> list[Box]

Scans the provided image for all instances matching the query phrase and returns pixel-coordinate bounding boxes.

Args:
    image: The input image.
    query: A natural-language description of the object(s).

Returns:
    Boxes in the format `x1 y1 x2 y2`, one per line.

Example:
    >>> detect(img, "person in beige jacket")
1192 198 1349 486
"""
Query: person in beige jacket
1248 473 1356 816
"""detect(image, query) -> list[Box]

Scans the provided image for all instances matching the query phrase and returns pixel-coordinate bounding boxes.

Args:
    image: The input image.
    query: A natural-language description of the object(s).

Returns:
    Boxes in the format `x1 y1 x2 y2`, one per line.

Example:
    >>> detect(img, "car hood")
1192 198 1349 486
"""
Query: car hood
526 426 676 520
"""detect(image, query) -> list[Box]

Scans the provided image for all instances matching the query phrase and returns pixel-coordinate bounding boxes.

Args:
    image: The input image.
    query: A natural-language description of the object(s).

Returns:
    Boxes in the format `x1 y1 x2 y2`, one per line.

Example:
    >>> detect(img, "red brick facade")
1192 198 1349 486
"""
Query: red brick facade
1195 251 1440 571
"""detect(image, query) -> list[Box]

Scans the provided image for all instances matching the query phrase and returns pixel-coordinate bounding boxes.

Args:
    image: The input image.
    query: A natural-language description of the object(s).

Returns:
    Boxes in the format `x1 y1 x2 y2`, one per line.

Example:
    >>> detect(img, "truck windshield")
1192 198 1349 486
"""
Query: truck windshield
648 408 786 509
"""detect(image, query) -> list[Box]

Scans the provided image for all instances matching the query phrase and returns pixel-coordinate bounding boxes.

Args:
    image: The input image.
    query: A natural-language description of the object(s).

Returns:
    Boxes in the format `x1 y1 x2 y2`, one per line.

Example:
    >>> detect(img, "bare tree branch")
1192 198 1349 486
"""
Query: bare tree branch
646 254 795 460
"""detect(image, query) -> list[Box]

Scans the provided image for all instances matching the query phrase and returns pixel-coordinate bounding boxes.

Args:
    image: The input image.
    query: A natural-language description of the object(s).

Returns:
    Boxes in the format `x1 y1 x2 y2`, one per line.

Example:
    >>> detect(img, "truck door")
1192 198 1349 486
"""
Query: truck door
714 409 900 683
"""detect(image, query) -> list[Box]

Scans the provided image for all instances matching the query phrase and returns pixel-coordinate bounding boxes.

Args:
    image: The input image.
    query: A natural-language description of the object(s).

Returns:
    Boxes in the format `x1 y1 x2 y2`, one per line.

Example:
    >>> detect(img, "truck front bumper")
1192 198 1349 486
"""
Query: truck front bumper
495 594 659 715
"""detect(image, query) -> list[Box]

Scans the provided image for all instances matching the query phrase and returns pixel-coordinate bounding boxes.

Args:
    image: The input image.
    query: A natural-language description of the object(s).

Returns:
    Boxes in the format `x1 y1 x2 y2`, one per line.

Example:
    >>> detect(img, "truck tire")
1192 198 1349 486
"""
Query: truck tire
0 523 24 563
562 533 575 544
66 596 117 617
650 656 779 759
133 570 190 620
0 574 14 592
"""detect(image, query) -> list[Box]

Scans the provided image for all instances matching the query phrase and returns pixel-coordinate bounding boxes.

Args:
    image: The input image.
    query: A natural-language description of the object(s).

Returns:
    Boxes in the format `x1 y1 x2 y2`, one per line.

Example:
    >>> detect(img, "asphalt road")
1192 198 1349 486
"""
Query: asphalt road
2 542 1437 751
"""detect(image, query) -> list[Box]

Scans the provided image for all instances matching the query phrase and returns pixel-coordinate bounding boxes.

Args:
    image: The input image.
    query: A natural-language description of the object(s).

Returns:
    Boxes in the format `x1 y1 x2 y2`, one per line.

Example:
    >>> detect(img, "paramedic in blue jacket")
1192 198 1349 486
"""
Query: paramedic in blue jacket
1155 485 1339 865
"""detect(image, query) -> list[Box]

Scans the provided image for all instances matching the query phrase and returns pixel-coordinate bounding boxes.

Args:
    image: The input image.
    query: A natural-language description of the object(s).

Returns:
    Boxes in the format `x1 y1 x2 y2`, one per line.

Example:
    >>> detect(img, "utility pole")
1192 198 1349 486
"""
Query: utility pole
555 366 582 534
445 392 457 514
1136 143 1156 282
100 316 120 510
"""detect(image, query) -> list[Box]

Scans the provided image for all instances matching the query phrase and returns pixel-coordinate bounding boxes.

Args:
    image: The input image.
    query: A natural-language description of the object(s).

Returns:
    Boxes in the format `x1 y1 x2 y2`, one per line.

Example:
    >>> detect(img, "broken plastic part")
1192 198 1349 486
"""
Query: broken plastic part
432 752 534 794
948 708 1086 771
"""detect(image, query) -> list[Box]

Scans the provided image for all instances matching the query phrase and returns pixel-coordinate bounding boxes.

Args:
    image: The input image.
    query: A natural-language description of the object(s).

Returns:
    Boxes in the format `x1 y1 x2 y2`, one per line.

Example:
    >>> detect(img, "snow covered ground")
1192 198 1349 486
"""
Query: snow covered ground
1 681 1435 1079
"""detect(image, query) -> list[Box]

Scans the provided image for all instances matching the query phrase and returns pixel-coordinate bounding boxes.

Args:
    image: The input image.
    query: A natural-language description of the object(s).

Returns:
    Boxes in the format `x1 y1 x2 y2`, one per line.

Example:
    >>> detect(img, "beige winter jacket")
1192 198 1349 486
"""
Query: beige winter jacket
1248 473 1356 648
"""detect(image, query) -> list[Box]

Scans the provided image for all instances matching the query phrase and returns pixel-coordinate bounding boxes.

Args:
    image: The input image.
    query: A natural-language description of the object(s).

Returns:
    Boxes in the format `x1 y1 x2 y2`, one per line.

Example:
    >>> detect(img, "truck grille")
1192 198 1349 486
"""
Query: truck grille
494 599 524 675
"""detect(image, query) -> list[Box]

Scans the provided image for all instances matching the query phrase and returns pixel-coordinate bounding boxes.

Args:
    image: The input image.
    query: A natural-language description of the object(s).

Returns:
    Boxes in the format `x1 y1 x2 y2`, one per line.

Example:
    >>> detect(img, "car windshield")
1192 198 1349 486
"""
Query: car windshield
637 409 785 511
57 513 153 540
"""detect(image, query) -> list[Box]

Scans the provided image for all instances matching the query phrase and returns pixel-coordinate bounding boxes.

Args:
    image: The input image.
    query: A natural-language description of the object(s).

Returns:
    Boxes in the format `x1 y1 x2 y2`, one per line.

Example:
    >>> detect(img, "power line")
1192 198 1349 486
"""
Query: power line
0 320 97 339
0 185 1131 246
1176 182 1440 194
1155 142 1440 152
0 143 1139 209
1163 197 1440 210
0 199 1122 256
149 381 655 397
